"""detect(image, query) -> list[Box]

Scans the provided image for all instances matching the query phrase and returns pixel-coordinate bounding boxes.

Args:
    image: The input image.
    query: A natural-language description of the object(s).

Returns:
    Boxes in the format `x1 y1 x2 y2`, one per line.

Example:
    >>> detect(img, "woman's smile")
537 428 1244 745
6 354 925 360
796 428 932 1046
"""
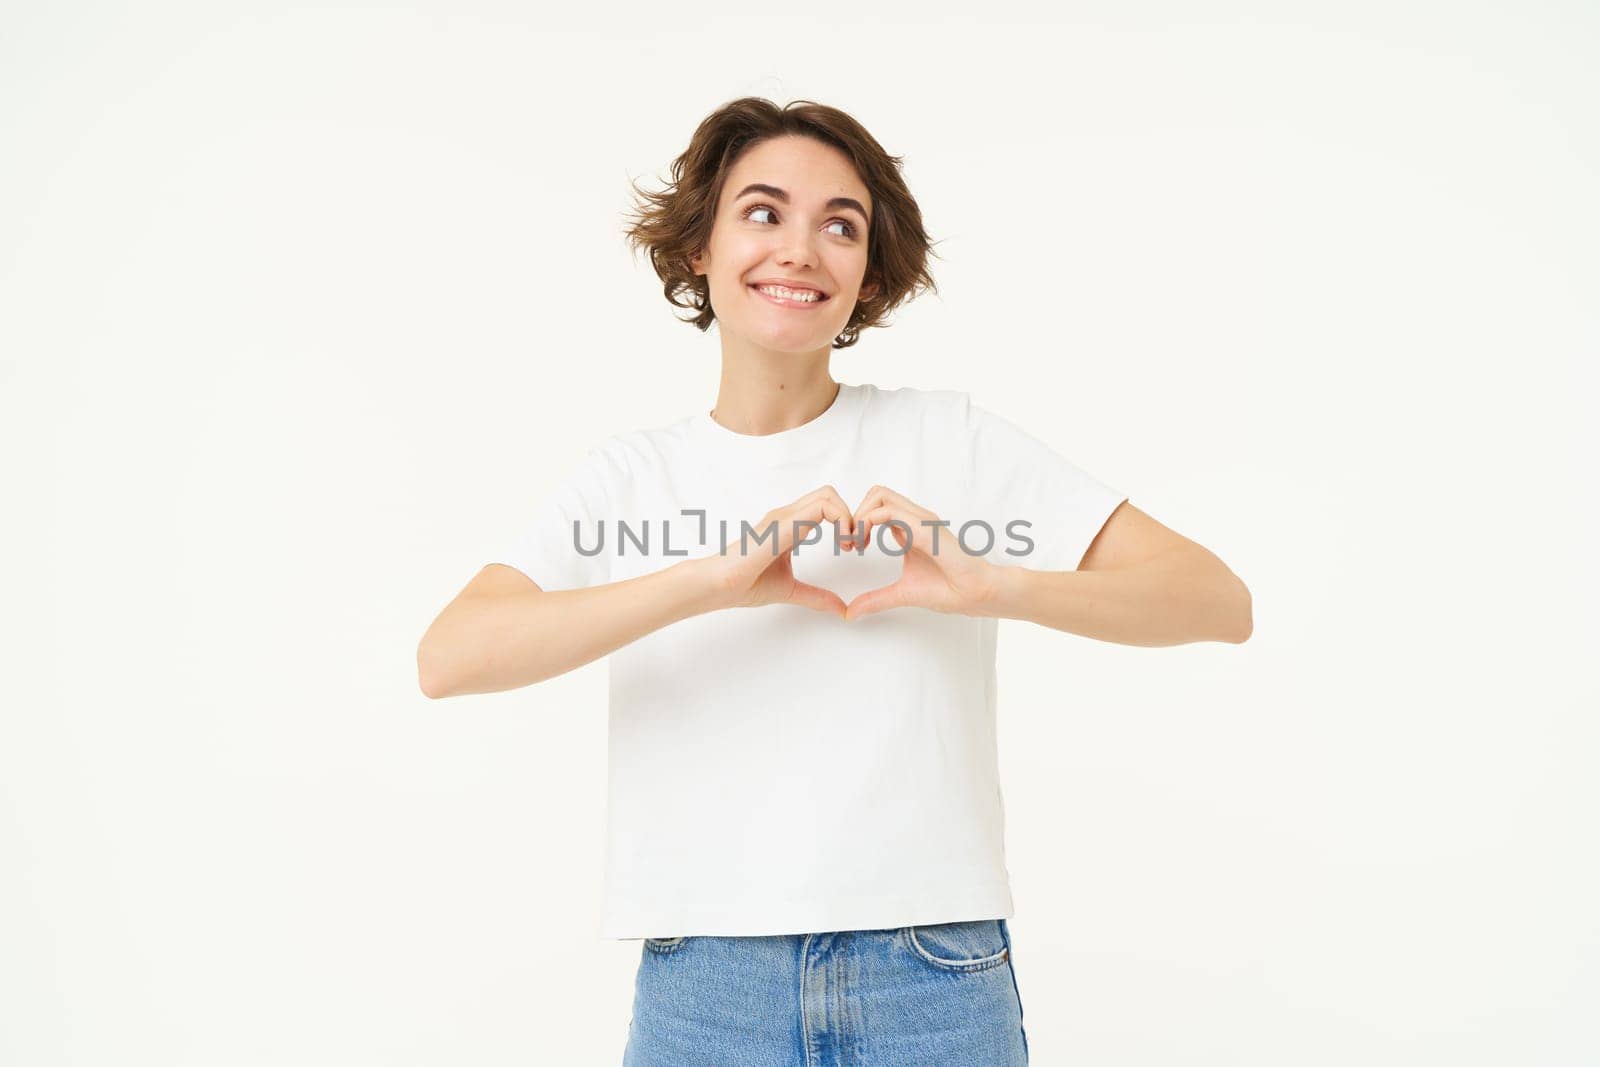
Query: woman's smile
749 282 830 310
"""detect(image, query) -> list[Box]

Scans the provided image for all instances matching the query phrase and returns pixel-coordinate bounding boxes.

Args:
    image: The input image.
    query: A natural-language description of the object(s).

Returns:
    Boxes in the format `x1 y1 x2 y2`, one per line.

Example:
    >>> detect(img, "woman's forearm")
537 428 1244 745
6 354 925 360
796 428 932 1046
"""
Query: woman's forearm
420 557 728 698
977 544 1252 647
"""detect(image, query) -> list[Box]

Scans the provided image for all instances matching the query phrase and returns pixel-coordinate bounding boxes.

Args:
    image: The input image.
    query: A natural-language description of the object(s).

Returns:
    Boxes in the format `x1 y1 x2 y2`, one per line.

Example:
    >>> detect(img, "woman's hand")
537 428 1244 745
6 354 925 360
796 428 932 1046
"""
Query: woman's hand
843 485 1001 621
697 485 857 617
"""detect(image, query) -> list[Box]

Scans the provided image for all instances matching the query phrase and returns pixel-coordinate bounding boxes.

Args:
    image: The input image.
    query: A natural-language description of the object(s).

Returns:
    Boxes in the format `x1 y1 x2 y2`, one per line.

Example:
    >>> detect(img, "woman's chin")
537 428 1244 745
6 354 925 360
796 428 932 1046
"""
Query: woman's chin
732 322 836 354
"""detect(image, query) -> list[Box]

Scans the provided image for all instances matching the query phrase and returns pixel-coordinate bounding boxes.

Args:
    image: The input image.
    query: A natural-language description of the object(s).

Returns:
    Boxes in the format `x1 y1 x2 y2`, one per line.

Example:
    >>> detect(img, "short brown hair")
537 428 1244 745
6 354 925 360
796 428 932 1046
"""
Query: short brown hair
621 97 940 349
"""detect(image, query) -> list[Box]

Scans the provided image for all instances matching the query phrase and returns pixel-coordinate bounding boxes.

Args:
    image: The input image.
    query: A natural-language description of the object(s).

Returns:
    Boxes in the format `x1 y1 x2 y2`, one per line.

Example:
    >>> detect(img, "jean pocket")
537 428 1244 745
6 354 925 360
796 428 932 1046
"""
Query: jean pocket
643 935 690 954
902 919 1010 973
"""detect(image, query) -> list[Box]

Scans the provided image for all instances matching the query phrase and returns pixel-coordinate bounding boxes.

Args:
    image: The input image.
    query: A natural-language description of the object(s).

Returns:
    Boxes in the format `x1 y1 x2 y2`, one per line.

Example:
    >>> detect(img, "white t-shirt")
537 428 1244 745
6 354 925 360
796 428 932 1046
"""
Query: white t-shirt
491 381 1125 940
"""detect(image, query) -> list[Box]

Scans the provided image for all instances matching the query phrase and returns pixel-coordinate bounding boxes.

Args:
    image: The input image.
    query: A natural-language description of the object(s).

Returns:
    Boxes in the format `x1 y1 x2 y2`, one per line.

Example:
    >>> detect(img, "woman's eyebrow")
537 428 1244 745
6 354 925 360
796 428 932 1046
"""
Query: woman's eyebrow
733 183 869 224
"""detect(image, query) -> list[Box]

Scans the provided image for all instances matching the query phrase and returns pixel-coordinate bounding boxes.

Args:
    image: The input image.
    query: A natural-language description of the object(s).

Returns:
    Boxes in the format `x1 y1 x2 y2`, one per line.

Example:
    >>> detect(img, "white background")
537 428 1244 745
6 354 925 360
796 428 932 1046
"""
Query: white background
4 2 1596 1064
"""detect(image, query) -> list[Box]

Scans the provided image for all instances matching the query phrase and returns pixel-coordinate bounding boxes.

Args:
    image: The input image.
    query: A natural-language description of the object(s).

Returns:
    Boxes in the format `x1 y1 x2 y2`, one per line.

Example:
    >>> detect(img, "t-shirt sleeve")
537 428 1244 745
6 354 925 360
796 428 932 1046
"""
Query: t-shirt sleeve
488 445 614 592
964 395 1127 573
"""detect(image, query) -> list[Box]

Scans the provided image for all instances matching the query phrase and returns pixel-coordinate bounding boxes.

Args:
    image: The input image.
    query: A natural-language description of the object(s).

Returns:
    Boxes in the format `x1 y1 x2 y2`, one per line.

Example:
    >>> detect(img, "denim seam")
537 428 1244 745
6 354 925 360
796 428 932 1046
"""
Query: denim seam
800 932 818 1066
999 918 1029 1061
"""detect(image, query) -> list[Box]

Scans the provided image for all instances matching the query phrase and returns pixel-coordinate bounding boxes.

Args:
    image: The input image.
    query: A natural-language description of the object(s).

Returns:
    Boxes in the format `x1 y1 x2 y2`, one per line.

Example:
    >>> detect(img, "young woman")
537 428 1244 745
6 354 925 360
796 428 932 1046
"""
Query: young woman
419 97 1251 1066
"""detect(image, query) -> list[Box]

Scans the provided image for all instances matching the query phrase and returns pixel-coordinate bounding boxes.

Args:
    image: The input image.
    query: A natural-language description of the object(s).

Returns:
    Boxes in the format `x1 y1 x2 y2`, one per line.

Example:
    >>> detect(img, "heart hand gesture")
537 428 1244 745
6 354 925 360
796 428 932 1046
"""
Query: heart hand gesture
699 485 857 617
842 485 1000 621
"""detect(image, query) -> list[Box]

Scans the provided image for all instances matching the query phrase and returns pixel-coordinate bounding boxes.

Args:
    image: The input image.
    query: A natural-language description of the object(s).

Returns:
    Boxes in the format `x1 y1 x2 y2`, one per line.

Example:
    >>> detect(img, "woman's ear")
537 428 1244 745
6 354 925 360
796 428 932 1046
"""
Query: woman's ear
689 250 705 276
858 280 879 302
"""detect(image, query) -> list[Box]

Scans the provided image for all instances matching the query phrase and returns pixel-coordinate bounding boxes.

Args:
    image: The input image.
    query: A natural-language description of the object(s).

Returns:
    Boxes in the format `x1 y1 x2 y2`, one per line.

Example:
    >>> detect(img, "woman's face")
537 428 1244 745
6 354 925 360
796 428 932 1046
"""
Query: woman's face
690 135 879 354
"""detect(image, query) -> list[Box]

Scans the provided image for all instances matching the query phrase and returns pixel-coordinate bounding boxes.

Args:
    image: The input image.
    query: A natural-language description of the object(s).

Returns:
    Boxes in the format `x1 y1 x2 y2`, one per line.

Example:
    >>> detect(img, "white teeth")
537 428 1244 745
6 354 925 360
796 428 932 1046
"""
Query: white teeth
755 284 821 302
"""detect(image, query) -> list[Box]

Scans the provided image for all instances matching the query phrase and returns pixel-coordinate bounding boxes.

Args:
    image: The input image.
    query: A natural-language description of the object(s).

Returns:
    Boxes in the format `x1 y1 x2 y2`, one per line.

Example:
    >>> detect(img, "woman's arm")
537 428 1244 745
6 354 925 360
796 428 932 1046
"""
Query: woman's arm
842 488 1249 645
417 558 726 698
977 503 1252 646
979 544 1252 646
419 485 861 698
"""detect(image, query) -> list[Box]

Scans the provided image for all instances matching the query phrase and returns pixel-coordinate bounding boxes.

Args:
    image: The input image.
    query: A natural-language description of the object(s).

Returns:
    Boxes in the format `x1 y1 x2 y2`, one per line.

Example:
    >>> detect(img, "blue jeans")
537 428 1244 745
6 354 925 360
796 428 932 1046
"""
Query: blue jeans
622 919 1029 1066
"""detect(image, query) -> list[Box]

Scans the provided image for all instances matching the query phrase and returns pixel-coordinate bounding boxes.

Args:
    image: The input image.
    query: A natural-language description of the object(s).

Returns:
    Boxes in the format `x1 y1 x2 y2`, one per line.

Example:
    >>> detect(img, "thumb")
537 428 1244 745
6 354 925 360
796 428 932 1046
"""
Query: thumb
843 580 905 621
785 580 848 618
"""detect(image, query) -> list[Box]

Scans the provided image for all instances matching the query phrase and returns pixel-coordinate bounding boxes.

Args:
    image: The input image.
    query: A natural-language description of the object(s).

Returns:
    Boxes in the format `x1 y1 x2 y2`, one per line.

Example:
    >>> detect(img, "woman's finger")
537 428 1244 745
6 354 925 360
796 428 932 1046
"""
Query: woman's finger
786 579 848 617
851 485 935 553
855 504 943 560
775 485 855 555
843 578 910 620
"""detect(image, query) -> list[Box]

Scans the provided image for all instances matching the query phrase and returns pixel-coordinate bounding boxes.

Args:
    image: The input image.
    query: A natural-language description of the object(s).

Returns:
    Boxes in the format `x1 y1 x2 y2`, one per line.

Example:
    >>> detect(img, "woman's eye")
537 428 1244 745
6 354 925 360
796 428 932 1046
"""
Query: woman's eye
741 204 857 239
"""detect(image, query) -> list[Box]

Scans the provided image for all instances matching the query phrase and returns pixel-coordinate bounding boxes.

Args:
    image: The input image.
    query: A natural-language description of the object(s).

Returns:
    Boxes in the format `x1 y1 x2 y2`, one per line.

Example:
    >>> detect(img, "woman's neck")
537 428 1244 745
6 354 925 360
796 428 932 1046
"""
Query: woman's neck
708 350 838 437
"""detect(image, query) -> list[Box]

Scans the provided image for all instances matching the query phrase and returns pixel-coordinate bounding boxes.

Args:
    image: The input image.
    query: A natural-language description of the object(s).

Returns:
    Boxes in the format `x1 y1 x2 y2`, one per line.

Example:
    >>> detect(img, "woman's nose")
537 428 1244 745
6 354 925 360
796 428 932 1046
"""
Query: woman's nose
776 232 818 269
